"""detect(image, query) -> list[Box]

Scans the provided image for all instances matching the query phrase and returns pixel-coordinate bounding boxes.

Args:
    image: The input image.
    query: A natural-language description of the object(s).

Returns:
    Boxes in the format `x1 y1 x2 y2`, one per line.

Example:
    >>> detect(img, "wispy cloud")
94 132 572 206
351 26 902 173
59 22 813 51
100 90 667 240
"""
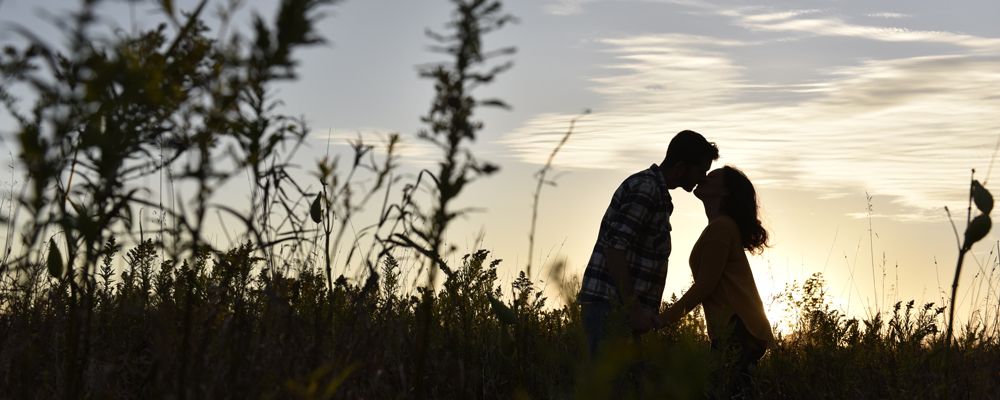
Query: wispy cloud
500 34 1000 213
719 7 1000 53
866 12 911 19
741 9 823 24
544 0 597 16
313 128 438 165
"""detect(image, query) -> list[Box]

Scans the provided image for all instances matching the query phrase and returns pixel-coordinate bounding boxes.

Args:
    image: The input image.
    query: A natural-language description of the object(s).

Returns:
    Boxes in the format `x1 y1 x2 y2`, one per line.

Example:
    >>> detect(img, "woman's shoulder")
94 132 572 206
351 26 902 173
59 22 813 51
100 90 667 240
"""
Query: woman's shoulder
704 215 740 239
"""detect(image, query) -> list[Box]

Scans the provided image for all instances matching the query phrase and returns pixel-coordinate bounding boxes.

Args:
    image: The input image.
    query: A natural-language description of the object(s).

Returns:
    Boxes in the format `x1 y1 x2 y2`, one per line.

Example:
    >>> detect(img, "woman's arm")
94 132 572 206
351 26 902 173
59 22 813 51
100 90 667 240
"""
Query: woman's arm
655 225 733 328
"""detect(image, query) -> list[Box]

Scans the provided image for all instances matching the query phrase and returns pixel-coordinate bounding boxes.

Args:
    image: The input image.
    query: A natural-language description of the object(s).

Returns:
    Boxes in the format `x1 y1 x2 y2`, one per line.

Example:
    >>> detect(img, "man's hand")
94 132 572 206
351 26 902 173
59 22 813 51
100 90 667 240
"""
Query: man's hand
653 306 683 330
629 304 656 334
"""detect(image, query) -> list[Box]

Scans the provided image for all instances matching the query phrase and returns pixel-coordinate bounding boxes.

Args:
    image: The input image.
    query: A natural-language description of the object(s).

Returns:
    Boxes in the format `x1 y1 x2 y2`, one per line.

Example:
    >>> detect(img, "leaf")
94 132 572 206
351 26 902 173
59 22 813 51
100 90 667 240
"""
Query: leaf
310 193 322 223
160 0 174 18
487 293 516 325
47 238 63 279
69 199 86 217
963 214 992 251
973 180 993 214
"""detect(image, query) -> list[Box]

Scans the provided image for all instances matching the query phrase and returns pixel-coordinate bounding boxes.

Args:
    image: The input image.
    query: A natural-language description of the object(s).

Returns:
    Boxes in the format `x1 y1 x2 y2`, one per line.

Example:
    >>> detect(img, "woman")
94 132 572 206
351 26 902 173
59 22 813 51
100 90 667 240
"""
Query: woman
654 166 775 398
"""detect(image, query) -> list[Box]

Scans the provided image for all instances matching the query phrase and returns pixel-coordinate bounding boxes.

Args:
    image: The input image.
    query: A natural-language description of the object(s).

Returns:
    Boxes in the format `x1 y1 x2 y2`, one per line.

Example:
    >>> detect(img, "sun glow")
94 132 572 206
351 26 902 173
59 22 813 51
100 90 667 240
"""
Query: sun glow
749 257 800 337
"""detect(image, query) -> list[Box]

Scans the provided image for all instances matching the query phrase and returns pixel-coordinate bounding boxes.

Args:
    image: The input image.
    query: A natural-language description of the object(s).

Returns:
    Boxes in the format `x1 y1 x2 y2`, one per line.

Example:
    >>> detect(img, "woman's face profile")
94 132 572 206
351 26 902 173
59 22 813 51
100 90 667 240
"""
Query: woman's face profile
694 169 727 201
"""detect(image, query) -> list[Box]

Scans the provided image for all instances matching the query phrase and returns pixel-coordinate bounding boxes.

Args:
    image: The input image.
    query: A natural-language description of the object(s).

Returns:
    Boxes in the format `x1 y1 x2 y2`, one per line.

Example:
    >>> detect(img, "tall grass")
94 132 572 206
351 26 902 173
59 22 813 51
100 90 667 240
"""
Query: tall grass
0 0 998 399
2 244 998 398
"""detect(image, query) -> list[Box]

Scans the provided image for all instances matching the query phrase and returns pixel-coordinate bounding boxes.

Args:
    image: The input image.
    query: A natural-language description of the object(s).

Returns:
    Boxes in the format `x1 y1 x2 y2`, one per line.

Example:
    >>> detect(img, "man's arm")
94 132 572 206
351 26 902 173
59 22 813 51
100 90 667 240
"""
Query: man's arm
601 180 656 304
606 246 655 332
599 176 659 331
605 246 635 304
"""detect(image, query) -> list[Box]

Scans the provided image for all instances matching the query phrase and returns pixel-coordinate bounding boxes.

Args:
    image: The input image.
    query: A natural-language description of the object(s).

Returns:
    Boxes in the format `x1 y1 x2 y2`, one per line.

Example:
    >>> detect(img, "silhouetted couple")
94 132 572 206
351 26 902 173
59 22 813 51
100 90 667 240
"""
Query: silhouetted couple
578 130 775 399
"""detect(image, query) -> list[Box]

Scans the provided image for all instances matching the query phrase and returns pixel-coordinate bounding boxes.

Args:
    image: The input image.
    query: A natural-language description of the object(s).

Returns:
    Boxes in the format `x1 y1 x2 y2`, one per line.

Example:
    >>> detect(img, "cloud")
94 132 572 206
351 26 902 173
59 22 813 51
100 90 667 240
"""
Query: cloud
601 33 758 48
719 7 1000 53
844 212 937 224
634 1 1000 52
544 0 597 16
741 9 823 24
866 12 911 19
499 34 1000 213
313 128 438 165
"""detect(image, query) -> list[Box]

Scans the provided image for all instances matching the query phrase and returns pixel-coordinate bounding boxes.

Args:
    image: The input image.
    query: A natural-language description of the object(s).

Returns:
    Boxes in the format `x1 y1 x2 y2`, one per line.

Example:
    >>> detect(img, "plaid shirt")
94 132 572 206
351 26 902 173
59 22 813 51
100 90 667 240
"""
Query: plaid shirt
578 164 673 309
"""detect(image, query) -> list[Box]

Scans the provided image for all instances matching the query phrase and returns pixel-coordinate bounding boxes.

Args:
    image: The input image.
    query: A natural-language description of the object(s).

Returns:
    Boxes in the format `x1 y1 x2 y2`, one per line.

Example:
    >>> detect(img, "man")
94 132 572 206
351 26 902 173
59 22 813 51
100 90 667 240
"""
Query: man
577 130 719 356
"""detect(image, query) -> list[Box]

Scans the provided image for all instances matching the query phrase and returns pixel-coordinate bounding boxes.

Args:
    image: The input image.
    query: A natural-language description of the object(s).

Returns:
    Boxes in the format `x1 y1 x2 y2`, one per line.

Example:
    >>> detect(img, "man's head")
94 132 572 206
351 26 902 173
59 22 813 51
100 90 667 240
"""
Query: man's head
661 130 719 192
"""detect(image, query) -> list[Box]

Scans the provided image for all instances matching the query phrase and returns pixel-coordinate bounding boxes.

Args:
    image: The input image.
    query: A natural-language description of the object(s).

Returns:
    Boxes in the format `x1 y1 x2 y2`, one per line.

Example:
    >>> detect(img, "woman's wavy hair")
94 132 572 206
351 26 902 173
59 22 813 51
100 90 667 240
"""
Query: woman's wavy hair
720 166 769 254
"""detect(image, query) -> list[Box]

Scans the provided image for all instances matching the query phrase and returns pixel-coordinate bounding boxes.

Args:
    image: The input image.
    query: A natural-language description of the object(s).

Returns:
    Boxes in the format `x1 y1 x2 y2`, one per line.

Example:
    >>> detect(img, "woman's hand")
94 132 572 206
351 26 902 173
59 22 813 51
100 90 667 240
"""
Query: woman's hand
654 306 683 330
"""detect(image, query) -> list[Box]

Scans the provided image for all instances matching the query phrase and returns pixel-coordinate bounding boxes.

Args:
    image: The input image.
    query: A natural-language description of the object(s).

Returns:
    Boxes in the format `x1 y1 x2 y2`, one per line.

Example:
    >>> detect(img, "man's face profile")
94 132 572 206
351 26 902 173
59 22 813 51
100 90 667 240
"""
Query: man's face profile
679 160 712 192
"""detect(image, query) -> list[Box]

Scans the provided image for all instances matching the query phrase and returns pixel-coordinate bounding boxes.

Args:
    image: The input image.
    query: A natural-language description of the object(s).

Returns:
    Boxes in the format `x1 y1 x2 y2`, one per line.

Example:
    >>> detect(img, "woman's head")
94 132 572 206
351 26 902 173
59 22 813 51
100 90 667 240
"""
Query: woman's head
695 166 769 254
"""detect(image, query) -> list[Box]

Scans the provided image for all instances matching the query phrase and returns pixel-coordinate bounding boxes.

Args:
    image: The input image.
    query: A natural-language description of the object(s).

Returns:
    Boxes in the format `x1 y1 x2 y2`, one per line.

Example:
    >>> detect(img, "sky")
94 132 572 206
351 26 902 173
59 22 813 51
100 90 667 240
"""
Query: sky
2 0 1000 332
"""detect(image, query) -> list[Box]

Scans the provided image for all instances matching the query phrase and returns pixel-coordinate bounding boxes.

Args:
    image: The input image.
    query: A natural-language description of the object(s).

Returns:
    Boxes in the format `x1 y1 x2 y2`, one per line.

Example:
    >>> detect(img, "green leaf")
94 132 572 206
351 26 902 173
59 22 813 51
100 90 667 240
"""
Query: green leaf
963 214 992 251
973 180 993 214
310 193 322 223
47 238 63 279
487 293 516 325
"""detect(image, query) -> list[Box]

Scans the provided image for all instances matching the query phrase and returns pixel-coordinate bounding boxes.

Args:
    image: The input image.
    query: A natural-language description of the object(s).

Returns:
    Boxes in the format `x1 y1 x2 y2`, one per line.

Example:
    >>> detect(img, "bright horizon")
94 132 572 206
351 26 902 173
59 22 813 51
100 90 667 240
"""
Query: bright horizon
2 0 999 335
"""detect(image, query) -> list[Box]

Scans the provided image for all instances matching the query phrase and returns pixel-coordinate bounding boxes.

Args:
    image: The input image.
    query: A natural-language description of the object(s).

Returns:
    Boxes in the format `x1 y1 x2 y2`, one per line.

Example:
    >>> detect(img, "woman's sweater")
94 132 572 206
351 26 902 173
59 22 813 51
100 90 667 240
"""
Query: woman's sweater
673 215 775 345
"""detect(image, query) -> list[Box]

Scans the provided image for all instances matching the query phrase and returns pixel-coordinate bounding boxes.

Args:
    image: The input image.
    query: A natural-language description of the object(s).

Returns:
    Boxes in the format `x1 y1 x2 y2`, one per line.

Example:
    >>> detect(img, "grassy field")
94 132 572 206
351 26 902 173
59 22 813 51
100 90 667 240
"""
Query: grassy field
1 245 998 399
0 0 998 398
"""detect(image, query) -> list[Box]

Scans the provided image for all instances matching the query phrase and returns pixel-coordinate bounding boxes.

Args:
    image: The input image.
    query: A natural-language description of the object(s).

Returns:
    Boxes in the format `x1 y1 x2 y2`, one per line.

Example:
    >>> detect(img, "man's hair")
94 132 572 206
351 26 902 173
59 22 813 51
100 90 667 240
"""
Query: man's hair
662 130 719 167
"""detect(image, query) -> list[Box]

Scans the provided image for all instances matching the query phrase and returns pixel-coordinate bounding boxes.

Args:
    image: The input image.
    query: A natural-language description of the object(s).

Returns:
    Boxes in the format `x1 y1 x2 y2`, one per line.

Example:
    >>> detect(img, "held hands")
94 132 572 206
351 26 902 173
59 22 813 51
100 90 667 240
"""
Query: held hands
627 302 685 333
628 304 657 334
652 306 684 330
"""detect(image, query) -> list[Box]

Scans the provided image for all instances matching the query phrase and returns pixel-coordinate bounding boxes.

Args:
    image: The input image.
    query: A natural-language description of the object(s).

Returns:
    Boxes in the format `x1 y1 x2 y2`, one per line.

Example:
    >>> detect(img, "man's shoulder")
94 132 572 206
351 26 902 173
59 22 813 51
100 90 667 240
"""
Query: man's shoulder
620 168 659 190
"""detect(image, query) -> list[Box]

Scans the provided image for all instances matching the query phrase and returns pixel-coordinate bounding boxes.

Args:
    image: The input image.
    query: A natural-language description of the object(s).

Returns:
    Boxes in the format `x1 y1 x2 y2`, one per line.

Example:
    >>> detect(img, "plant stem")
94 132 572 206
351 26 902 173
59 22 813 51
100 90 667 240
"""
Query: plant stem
324 184 332 292
967 169 974 227
867 192 878 313
527 112 585 277
947 248 966 347
947 172 975 349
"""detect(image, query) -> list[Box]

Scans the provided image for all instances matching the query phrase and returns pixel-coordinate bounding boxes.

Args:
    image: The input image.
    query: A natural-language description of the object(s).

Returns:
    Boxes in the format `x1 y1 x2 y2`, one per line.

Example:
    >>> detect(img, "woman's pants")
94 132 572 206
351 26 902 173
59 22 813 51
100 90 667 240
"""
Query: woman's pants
710 315 767 399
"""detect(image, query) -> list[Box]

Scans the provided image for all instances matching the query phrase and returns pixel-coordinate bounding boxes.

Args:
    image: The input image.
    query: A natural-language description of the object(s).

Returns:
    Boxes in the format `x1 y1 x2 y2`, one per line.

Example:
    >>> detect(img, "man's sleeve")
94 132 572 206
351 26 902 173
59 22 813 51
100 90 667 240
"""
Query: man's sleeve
599 179 656 250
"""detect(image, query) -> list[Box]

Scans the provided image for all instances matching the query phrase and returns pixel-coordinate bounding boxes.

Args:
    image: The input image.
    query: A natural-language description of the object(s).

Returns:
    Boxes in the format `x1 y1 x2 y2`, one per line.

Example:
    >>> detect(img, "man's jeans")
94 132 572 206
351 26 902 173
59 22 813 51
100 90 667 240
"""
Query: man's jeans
581 301 645 357
581 301 614 357
581 300 650 396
